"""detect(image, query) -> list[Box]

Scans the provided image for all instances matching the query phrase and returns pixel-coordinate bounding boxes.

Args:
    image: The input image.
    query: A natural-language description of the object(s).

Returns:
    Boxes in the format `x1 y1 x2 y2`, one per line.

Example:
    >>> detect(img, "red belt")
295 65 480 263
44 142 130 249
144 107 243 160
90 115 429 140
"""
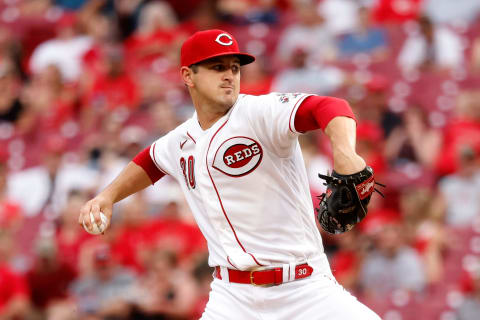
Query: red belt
214 263 313 286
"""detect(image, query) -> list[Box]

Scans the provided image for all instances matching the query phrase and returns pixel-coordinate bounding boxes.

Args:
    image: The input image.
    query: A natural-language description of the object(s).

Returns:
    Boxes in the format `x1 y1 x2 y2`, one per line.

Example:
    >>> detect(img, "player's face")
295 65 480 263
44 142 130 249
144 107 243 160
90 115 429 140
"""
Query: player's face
191 56 241 109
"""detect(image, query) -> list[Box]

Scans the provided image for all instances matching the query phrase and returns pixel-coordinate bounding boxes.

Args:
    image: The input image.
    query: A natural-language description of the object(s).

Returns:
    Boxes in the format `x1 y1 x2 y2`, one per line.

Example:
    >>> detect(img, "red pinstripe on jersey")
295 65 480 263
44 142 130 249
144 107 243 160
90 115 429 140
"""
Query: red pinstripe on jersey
227 256 239 269
151 143 168 175
187 131 197 144
206 119 264 267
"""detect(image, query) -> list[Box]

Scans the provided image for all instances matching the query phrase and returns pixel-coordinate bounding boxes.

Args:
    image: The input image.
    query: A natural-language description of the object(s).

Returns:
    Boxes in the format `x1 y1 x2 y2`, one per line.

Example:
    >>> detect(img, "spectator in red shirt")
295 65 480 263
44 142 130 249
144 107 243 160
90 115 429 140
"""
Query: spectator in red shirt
124 1 182 70
0 229 30 318
81 13 118 78
140 202 207 269
177 0 225 35
435 91 480 176
0 157 24 233
372 0 423 24
21 64 79 139
330 229 366 293
81 45 140 131
26 236 76 314
240 57 273 96
56 190 93 274
356 121 387 176
84 45 139 112
110 193 151 273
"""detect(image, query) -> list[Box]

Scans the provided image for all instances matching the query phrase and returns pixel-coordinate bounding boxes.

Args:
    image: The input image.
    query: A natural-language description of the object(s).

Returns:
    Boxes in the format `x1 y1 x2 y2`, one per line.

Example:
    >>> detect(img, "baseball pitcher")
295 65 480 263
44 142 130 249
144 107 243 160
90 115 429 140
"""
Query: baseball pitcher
79 29 382 320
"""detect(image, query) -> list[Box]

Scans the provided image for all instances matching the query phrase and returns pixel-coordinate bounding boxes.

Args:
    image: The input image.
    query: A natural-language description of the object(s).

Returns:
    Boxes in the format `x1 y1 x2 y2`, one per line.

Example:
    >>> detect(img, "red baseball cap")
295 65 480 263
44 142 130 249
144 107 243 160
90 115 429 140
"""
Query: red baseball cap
365 75 389 92
181 29 255 67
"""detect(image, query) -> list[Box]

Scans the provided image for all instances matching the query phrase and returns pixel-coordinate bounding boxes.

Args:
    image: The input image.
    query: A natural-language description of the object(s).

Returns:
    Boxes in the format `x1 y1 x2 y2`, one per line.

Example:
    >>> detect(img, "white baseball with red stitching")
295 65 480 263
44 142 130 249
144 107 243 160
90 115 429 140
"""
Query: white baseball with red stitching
82 212 107 235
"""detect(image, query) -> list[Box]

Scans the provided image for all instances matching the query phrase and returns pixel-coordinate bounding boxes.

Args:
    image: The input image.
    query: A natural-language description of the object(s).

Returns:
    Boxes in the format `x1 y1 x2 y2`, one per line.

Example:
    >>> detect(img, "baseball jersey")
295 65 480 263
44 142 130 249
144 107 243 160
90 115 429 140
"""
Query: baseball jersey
150 92 326 270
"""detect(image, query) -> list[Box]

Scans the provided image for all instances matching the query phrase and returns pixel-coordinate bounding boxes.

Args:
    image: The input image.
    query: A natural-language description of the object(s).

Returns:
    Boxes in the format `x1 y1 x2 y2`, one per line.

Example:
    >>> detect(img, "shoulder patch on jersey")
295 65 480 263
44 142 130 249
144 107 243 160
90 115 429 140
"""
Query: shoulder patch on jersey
279 94 289 103
212 137 263 177
276 92 303 103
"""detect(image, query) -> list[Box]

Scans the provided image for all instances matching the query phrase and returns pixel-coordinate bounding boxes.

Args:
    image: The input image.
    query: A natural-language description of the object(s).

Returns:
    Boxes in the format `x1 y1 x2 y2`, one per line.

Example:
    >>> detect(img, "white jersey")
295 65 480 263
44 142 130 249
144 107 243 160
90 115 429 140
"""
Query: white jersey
150 93 326 270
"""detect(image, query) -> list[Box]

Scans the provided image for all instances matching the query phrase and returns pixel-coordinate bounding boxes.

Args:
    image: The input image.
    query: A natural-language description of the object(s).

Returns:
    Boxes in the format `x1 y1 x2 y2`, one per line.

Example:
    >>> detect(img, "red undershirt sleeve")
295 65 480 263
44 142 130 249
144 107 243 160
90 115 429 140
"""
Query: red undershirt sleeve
132 146 165 184
294 95 356 133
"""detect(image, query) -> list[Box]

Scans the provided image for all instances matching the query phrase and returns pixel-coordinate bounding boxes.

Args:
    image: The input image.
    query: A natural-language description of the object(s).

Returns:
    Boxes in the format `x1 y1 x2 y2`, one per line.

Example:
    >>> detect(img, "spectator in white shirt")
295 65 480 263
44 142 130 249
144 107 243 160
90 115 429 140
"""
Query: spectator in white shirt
360 222 426 298
29 12 93 83
275 0 336 66
272 47 344 95
436 146 480 227
398 16 464 72
422 0 480 26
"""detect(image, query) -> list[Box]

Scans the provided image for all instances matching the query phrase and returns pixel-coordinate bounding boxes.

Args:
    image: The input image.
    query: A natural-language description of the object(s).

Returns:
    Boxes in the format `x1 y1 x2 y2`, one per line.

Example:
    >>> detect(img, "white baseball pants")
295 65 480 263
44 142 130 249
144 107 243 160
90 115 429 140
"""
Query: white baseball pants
200 256 380 320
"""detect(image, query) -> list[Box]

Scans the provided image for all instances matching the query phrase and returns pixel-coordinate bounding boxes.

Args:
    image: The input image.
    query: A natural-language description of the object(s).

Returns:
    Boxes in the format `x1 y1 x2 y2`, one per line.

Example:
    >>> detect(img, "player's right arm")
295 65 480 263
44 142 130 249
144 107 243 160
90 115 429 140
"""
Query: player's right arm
78 146 165 231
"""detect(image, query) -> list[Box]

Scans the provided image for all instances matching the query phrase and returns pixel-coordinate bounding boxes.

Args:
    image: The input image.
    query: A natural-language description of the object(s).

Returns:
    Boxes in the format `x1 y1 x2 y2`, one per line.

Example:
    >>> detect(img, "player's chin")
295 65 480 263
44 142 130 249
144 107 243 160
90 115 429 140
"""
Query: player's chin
219 92 237 106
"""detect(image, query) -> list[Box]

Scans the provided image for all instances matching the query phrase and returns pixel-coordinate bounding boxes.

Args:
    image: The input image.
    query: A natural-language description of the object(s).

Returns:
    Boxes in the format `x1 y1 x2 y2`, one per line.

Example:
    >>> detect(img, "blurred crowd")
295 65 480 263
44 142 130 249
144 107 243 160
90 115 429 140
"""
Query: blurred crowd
0 0 480 319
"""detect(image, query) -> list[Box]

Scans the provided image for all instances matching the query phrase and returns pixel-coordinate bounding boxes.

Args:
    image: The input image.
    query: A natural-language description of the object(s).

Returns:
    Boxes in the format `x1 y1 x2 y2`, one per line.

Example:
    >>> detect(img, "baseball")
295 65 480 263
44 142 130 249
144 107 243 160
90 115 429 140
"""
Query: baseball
83 212 108 235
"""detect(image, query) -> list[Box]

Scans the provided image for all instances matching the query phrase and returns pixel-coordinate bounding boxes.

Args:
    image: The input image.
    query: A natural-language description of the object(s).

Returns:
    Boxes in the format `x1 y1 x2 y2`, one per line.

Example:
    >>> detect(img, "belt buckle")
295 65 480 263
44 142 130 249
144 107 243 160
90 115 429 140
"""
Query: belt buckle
250 269 276 287
250 270 258 286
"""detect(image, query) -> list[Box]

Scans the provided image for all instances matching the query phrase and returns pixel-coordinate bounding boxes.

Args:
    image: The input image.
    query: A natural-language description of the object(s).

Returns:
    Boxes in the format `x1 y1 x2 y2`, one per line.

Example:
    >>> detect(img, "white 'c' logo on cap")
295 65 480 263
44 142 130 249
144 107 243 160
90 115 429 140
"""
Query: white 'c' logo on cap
215 33 233 46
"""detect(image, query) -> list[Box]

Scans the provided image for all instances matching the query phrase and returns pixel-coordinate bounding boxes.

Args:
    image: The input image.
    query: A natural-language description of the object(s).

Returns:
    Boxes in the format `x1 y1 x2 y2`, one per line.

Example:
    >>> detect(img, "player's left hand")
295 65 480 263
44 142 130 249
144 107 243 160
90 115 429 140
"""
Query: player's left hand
315 166 385 234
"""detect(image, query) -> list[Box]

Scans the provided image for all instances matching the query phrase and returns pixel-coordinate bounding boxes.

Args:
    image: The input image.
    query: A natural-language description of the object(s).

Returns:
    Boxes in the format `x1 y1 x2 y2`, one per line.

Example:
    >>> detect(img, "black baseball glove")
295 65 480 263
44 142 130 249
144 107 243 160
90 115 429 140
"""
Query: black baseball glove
315 166 385 234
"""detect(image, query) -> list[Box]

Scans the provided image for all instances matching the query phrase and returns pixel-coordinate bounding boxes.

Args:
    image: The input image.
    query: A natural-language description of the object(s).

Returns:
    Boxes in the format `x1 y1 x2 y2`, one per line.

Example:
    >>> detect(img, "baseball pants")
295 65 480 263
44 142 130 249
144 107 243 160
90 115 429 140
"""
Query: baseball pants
200 256 380 320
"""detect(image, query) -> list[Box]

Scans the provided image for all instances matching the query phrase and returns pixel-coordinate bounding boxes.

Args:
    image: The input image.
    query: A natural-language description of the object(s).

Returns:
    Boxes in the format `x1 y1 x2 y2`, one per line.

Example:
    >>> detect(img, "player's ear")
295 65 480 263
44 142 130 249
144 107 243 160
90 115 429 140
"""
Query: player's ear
181 66 194 88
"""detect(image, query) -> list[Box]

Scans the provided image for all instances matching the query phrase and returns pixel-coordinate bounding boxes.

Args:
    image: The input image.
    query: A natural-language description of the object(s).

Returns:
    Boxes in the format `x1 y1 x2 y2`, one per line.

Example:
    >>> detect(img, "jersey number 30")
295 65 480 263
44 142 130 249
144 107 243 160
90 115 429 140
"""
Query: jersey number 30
180 156 196 189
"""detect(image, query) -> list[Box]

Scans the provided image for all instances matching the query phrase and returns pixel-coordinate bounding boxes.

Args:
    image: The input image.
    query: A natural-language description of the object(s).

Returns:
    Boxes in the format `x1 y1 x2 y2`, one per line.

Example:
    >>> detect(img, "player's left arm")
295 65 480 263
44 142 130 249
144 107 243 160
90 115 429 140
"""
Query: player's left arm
296 96 385 234
294 96 366 174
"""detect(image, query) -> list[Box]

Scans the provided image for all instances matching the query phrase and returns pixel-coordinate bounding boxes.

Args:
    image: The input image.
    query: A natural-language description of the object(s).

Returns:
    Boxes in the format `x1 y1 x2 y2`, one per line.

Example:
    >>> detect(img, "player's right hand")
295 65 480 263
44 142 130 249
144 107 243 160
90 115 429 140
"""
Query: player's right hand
78 195 113 233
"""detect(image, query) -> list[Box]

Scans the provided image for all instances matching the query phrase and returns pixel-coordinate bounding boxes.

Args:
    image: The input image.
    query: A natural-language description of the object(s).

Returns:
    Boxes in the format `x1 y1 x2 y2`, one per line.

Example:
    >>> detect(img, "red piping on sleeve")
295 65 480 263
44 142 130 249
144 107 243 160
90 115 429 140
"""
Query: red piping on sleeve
132 146 165 184
294 96 356 132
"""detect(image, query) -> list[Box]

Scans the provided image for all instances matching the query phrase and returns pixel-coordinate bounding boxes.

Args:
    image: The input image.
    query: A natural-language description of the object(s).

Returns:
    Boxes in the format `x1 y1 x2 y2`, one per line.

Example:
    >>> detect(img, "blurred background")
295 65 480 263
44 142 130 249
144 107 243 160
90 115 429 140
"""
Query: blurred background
0 0 480 319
